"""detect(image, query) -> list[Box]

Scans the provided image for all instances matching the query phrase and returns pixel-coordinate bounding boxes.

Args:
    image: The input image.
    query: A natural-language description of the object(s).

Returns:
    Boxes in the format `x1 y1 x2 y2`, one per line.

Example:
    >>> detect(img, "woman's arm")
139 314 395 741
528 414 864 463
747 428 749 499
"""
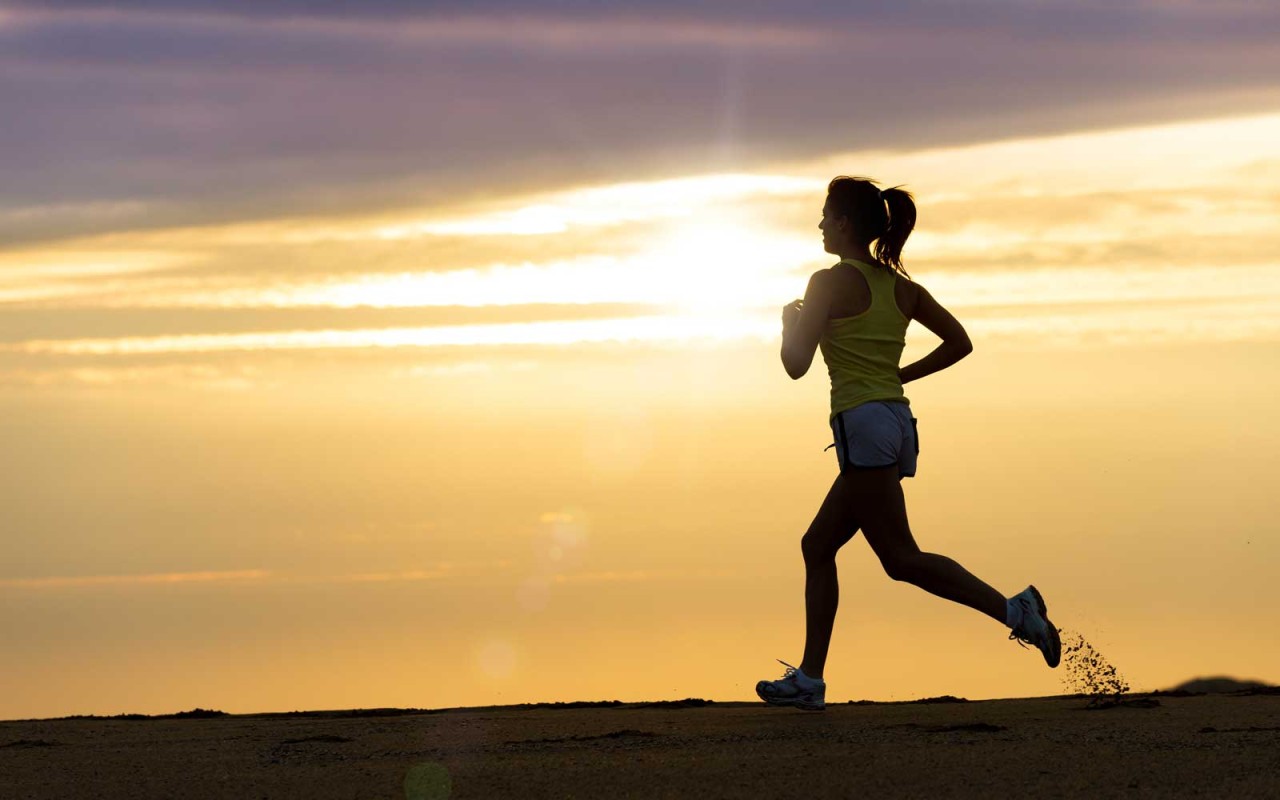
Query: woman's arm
899 283 973 385
781 270 833 380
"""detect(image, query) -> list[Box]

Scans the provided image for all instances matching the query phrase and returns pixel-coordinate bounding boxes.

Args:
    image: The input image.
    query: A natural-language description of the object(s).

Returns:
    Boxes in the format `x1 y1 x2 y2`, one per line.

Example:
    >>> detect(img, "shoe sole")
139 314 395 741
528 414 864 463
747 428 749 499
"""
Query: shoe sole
1027 584 1062 669
755 684 825 711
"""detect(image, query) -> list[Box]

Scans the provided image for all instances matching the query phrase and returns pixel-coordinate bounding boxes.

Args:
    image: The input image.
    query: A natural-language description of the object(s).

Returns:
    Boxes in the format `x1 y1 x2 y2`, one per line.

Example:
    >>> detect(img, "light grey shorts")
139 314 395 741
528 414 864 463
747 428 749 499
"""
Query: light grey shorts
826 400 918 478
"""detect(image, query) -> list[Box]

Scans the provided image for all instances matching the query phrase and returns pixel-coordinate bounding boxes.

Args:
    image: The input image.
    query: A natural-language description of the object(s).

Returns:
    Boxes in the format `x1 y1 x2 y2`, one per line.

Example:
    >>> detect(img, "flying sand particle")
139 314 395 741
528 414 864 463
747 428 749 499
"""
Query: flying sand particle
1059 629 1131 704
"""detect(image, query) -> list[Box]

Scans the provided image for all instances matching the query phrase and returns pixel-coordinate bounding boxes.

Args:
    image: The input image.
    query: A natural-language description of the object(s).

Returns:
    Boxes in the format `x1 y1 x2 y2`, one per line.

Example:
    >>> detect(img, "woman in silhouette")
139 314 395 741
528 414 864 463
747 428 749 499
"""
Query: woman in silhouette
756 176 1060 711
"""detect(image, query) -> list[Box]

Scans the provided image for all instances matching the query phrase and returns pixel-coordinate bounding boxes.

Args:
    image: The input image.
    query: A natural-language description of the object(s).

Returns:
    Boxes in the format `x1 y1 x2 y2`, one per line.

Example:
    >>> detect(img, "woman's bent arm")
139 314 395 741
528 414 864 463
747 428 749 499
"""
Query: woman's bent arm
899 340 972 384
780 270 834 380
900 283 972 384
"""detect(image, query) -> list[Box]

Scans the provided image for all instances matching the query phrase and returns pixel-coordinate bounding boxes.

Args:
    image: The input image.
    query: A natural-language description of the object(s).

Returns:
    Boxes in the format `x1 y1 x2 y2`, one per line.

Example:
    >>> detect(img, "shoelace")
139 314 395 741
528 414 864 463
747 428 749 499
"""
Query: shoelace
773 659 824 686
1008 630 1033 649
1007 598 1036 649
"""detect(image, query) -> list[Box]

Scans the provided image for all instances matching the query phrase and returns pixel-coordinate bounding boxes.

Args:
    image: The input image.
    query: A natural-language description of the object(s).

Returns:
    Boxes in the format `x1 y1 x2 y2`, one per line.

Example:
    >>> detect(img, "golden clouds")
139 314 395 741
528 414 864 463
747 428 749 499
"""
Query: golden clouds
4 111 1280 367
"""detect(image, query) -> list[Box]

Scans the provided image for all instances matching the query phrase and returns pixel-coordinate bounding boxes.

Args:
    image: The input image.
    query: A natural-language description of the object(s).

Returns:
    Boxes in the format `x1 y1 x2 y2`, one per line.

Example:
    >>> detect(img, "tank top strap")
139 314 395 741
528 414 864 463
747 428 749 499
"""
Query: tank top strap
837 258 899 313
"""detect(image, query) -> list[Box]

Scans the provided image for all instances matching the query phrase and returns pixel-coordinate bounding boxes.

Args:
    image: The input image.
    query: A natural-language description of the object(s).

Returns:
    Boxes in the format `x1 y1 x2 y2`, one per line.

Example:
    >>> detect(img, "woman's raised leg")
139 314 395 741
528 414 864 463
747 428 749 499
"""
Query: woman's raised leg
847 465 1006 623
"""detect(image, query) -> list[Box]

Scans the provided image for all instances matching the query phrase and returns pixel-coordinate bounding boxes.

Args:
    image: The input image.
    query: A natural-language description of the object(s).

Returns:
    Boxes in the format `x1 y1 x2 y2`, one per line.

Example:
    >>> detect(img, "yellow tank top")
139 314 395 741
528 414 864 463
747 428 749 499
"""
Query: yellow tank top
819 258 911 420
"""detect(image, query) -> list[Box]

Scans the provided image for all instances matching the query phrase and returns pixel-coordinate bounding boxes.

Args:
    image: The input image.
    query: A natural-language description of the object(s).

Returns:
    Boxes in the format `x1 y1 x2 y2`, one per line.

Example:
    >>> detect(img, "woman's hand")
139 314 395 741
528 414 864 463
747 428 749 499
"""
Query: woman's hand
782 299 803 329
781 275 829 379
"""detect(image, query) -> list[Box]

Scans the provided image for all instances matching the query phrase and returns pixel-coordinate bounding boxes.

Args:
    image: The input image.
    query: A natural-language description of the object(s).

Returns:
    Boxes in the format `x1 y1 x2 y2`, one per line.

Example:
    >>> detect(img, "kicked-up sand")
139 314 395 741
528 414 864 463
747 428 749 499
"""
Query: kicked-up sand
2 692 1278 799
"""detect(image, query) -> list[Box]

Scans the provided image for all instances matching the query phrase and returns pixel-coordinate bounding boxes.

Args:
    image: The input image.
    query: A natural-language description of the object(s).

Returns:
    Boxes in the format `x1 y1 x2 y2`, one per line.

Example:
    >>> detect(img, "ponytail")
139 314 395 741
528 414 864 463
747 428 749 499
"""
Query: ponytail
826 176 917 279
874 186 916 278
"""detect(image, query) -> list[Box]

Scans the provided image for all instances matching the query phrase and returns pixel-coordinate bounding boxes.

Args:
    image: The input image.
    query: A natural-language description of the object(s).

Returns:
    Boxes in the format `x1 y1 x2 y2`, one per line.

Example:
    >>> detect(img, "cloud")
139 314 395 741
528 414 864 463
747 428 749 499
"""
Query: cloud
3 112 1280 371
0 315 775 355
10 265 1279 358
0 363 265 390
2 2 1278 244
392 360 538 378
0 561 516 589
548 567 738 583
9 2 1280 42
333 568 452 583
0 569 271 588
966 297 1280 349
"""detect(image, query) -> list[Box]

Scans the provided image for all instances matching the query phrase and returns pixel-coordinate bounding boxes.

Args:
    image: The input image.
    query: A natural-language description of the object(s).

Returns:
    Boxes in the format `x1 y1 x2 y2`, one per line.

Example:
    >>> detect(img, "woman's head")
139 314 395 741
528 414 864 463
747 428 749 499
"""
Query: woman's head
820 176 916 276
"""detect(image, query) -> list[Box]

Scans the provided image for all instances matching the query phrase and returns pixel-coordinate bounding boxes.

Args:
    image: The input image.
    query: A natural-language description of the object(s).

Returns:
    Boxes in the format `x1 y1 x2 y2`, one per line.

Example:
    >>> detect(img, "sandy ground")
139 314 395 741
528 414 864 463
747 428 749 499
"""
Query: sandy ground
3 693 1279 799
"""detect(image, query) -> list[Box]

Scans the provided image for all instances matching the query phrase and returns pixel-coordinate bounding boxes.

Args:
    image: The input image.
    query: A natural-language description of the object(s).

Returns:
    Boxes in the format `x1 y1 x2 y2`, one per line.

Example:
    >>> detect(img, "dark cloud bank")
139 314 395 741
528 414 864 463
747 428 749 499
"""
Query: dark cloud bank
2 1 1279 244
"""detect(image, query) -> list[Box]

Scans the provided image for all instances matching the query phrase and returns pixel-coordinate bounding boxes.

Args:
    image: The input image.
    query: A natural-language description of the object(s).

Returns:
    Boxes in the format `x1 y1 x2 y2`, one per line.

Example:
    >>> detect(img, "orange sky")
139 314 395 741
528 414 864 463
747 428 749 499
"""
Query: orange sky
4 99 1280 718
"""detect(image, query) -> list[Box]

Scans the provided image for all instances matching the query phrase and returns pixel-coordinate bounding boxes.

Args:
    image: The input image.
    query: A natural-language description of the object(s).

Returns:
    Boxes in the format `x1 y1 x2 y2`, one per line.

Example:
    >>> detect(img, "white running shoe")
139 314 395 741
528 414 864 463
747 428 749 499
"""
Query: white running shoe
755 659 826 711
1008 585 1061 668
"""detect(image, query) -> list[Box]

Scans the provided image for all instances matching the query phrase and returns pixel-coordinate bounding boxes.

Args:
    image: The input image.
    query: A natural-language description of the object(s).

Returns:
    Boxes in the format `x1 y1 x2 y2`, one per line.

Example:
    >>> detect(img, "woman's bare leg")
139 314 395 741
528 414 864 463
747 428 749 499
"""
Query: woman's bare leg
847 466 1006 623
798 475 861 681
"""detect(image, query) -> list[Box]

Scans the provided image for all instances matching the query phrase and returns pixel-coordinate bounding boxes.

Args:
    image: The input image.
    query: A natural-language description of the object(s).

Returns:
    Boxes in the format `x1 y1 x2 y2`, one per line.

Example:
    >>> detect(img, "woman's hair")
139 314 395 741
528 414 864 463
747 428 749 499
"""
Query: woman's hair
825 176 917 278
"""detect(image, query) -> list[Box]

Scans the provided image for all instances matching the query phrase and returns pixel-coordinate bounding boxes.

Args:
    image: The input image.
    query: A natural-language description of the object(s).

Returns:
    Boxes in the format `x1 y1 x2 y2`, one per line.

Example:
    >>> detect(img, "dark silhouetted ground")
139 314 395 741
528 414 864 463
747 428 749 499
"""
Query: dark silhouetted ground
3 693 1279 798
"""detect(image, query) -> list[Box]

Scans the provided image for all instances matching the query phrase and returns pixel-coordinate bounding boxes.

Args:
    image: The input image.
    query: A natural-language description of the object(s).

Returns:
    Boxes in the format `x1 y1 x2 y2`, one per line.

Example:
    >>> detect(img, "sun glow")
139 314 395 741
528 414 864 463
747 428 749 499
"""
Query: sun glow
284 216 814 317
639 218 812 315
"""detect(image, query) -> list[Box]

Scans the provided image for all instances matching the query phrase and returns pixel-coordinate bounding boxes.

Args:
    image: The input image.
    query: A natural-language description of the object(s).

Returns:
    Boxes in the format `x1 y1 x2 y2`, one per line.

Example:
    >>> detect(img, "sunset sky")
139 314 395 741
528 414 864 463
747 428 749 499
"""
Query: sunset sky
3 1 1279 721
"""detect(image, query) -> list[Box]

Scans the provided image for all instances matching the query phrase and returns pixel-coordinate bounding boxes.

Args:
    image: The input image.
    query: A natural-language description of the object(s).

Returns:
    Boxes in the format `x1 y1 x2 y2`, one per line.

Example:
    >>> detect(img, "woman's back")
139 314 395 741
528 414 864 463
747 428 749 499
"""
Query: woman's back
824 258 918 321
818 258 914 419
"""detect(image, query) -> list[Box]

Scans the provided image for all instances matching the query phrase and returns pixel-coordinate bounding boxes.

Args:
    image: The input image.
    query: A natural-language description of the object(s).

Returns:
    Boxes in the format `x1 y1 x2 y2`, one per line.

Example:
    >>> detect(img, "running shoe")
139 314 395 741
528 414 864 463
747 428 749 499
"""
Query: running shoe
755 659 826 711
1008 585 1061 668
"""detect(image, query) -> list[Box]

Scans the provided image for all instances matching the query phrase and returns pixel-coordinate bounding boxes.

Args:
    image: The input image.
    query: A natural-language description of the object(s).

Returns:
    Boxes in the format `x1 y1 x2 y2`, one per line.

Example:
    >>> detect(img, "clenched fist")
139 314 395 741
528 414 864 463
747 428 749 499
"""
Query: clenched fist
782 299 803 328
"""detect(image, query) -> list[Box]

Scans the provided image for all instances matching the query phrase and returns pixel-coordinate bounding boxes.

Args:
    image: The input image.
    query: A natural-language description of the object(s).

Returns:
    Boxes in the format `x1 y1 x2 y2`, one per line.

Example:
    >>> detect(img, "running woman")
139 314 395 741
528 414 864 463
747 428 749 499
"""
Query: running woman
756 176 1060 712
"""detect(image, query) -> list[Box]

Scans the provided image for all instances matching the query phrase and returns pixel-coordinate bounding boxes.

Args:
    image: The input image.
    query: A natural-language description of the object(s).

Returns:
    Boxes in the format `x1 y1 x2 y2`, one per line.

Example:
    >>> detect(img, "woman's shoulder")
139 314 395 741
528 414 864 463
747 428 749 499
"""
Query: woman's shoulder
893 272 920 320
804 265 840 293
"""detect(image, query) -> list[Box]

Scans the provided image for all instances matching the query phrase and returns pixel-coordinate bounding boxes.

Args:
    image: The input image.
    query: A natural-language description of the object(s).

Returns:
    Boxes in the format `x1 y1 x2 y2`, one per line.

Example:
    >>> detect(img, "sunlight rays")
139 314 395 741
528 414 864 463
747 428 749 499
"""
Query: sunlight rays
371 173 818 240
6 111 1280 361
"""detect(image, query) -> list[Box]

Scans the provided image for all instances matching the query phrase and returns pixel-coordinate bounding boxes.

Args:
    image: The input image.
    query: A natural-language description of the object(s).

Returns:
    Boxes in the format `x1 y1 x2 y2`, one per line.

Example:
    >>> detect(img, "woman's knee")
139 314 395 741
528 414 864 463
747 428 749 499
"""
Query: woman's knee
880 551 922 582
801 532 840 565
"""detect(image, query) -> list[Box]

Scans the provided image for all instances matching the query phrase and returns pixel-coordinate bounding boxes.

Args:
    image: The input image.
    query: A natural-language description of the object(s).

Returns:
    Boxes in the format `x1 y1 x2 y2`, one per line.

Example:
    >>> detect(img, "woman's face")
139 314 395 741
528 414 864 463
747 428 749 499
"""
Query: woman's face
818 201 847 254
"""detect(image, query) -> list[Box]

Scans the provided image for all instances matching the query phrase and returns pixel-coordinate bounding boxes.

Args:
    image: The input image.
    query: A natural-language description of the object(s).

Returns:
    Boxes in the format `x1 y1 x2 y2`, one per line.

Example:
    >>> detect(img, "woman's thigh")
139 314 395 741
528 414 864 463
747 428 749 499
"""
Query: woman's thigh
841 465 921 563
801 474 862 561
